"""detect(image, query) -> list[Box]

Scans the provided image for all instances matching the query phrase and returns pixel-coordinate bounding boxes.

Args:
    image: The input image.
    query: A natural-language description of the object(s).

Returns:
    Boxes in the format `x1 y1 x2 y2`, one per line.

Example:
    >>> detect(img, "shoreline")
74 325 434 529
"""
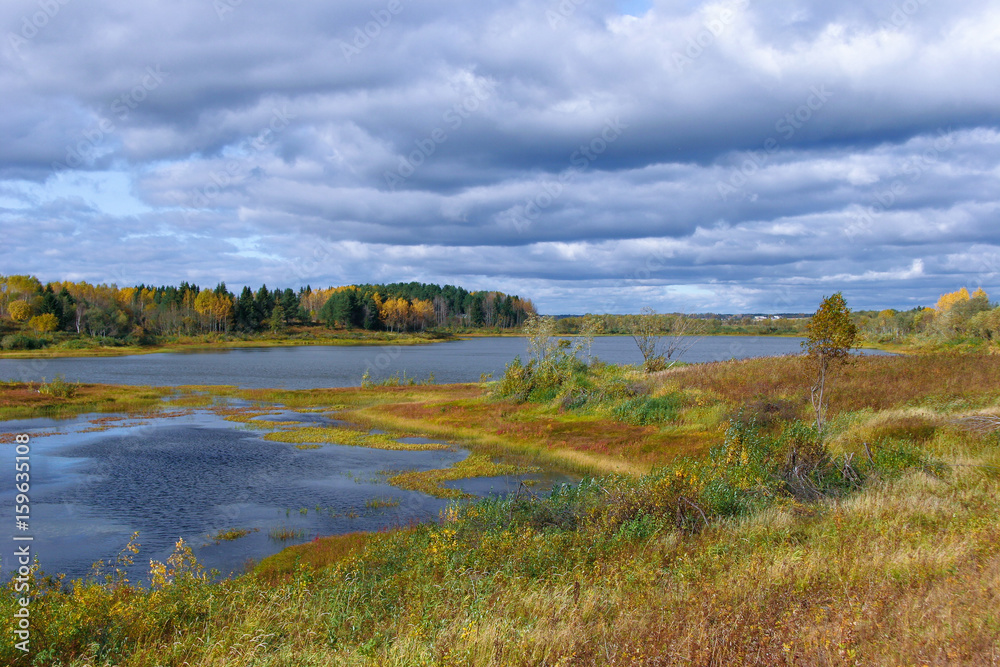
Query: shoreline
0 329 909 360
0 331 460 360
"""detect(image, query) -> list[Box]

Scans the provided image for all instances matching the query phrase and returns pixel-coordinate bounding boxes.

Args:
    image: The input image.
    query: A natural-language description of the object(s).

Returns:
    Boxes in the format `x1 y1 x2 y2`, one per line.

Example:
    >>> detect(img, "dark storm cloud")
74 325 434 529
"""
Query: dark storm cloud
1 0 999 312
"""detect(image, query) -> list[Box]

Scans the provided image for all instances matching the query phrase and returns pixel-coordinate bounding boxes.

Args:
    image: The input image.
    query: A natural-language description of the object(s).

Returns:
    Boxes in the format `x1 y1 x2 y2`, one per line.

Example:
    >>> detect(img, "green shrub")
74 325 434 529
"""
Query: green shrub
612 394 683 425
58 338 97 349
1 333 45 350
493 356 534 401
866 440 947 478
39 375 78 398
728 397 801 430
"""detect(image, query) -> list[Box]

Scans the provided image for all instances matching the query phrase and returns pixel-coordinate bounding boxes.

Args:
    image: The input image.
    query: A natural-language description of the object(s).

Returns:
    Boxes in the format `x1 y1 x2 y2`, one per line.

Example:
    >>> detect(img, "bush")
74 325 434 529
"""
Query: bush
58 338 99 350
491 353 587 404
866 440 947 478
493 356 534 401
728 398 801 430
39 375 78 398
612 394 683 425
1 333 45 350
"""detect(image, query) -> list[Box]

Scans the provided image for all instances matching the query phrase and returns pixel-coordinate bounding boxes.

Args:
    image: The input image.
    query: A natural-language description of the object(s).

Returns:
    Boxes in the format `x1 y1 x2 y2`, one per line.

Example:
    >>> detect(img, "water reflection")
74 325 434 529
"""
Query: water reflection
0 335 888 389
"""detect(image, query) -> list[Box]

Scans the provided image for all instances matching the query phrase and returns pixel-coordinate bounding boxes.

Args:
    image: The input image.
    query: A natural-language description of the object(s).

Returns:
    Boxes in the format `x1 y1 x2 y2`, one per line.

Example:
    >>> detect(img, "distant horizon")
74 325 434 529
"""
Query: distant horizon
5 271 960 317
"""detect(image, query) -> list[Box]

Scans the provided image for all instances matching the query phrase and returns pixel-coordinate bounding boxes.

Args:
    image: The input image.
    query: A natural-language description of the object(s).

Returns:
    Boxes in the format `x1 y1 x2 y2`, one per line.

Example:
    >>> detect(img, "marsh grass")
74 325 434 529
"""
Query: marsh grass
387 453 538 499
0 382 175 421
268 526 306 542
361 369 436 387
209 527 258 544
365 495 401 509
262 425 449 451
0 329 455 360
8 421 996 666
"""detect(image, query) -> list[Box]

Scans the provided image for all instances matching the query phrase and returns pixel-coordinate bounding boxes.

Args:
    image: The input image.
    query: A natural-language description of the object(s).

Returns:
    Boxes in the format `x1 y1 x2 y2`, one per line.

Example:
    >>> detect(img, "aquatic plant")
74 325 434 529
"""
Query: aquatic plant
268 526 306 541
263 425 449 451
387 453 537 499
209 527 258 544
364 496 401 510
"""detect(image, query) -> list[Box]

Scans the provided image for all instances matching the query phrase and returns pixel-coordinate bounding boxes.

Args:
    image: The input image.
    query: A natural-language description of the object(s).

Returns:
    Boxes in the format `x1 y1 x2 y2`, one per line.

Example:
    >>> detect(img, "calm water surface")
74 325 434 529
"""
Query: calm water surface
1 408 571 582
0 335 878 389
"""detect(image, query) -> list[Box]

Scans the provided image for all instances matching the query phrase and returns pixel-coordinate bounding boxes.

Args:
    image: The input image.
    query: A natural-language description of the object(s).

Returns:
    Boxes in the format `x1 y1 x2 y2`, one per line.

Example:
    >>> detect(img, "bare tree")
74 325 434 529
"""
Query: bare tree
579 313 602 364
627 307 703 372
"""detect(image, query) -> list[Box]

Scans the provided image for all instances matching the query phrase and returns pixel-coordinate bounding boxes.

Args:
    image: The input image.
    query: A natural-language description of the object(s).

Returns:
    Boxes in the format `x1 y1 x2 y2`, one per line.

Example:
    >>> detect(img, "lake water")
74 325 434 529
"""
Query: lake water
0 407 571 582
0 335 871 389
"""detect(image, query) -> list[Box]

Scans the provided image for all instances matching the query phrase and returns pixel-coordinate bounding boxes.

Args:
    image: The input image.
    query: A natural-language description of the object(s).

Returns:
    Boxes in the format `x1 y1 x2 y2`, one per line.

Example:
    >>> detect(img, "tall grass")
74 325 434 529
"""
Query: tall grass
0 382 176 421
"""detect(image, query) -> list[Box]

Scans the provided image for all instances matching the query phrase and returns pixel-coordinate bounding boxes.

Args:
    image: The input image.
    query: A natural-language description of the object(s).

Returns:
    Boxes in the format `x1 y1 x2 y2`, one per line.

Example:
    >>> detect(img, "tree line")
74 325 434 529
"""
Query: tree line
546 286 1000 347
854 287 1000 343
0 275 536 348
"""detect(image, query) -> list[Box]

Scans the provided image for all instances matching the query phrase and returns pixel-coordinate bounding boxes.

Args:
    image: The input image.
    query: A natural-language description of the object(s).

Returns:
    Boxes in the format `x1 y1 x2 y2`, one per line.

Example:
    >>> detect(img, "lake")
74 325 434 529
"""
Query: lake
0 335 873 389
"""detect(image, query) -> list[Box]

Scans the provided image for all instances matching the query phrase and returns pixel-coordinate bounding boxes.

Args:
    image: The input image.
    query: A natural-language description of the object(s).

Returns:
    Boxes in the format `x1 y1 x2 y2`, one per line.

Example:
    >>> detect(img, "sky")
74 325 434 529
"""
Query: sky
1 0 999 315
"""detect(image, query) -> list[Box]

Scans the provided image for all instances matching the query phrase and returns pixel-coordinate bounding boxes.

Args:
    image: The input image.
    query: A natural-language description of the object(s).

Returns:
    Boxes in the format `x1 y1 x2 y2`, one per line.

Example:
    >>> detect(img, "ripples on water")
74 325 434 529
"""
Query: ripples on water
0 335 860 389
1 409 570 582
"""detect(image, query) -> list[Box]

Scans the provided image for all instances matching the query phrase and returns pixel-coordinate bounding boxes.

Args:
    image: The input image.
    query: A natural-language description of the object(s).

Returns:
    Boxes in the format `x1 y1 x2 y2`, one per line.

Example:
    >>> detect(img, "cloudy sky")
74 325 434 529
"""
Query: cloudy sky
1 0 999 314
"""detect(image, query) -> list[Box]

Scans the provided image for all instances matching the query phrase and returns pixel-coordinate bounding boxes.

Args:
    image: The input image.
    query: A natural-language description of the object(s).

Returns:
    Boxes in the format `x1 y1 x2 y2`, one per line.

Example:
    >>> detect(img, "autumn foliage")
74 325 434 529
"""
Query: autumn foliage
0 275 535 346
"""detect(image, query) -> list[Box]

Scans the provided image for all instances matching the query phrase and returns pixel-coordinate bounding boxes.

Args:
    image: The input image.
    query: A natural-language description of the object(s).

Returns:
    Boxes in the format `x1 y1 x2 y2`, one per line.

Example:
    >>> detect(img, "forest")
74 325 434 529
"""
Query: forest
0 275 536 350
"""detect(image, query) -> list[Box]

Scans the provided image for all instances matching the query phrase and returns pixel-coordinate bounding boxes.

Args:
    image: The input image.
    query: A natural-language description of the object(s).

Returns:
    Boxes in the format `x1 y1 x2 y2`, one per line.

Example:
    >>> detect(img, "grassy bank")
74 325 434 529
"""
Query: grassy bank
0 328 457 359
3 354 1000 665
0 379 179 422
